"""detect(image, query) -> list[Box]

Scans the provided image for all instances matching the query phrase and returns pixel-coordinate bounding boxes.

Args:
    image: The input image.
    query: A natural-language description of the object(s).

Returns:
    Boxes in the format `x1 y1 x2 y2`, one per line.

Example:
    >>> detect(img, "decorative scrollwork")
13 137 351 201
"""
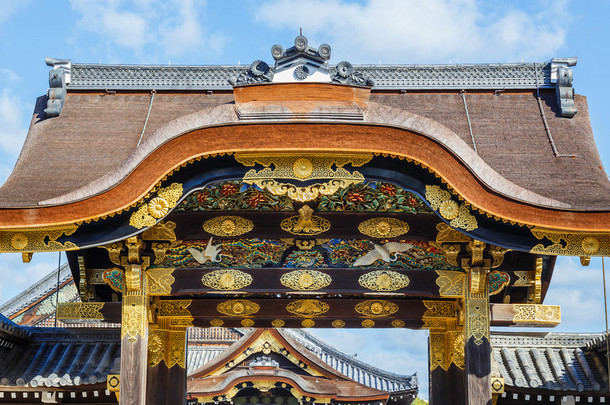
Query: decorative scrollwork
328 320 344 329
286 299 329 317
465 293 490 345
122 295 147 342
331 61 374 86
391 319 405 328
512 304 561 326
435 270 466 297
130 183 183 229
56 302 104 320
422 301 457 320
203 216 254 237
0 225 78 253
217 300 260 317
242 319 255 327
358 217 410 238
530 228 610 256
301 319 315 328
102 268 125 293
280 205 330 235
201 270 253 290
148 329 168 368
425 185 478 231
236 153 372 202
271 319 285 328
361 319 375 328
159 300 192 317
355 300 398 317
358 270 410 291
280 270 331 291
210 319 224 327
488 270 510 296
147 268 175 295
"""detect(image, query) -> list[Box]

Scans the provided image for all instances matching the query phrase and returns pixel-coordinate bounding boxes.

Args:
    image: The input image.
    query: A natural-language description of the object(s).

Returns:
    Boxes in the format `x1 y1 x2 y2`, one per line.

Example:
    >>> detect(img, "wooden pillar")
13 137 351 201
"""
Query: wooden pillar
146 319 188 405
120 264 148 405
464 266 492 405
428 317 466 405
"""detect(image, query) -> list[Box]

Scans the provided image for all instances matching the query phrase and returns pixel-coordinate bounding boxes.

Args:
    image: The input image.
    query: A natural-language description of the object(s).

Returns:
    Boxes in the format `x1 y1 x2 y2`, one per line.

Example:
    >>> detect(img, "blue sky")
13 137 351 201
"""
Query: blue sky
0 0 609 399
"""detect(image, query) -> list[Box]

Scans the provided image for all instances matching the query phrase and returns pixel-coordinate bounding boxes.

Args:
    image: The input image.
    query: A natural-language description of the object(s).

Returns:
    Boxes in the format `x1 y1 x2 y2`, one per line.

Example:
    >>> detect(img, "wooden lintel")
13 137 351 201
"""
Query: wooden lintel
489 303 561 327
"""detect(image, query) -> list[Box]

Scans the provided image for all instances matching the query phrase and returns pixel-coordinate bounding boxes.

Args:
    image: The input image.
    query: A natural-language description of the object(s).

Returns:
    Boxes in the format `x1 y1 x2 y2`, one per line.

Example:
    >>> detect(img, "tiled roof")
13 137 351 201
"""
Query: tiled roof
68 62 553 91
492 332 608 394
285 329 417 392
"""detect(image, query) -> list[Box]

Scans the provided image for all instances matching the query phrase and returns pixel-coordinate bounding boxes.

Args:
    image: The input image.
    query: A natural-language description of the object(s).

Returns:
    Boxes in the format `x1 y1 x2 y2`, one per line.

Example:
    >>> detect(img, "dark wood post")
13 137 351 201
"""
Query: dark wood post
464 267 492 405
120 264 149 405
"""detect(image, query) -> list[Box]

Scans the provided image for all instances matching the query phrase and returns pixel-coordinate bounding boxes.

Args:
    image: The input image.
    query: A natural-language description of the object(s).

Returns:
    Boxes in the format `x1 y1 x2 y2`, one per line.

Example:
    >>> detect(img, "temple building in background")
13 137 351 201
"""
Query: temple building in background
0 35 608 404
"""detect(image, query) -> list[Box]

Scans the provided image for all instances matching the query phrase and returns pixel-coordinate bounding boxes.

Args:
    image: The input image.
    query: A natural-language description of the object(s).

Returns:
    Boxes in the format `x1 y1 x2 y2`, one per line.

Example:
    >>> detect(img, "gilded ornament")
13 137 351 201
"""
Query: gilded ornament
102 268 125 293
439 200 460 220
241 319 255 327
581 236 600 254
210 319 224 327
122 294 147 342
301 319 315 328
167 329 187 368
217 300 260 317
103 242 124 265
391 319 405 328
530 228 610 256
280 270 331 291
10 233 28 250
201 270 252 290
488 271 510 296
286 299 329 317
148 197 170 218
357 217 410 238
296 239 315 250
147 268 175 295
0 225 78 253
292 158 314 179
281 205 330 235
125 266 142 291
130 183 183 229
203 216 254 237
513 271 534 286
512 304 561 326
236 153 372 202
355 300 399 317
435 270 466 297
271 319 285 328
425 185 478 231
361 319 375 328
142 221 177 241
158 300 192 317
358 270 410 292
533 257 543 304
332 320 345 328
422 301 457 320
465 292 490 346
56 302 104 320
148 329 167 368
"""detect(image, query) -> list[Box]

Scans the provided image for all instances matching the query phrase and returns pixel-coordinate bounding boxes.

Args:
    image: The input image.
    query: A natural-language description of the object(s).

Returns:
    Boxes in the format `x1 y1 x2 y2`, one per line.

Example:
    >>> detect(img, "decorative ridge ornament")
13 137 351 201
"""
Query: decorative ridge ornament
281 205 330 235
236 153 372 202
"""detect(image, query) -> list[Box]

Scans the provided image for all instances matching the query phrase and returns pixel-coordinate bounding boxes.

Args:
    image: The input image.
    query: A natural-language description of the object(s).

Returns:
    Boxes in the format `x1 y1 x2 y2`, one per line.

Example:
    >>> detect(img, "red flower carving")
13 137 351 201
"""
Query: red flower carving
221 183 239 196
380 183 397 196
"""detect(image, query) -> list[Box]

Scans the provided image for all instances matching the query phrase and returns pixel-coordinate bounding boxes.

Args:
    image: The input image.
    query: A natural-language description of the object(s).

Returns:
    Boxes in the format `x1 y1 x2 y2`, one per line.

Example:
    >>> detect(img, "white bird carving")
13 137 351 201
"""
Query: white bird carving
187 237 222 264
353 242 413 267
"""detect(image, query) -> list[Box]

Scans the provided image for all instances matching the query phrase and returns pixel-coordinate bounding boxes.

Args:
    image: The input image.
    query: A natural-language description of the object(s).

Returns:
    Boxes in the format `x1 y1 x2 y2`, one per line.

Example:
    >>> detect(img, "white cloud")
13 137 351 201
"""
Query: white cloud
68 0 226 60
0 89 28 157
0 0 31 24
0 252 61 305
255 0 568 64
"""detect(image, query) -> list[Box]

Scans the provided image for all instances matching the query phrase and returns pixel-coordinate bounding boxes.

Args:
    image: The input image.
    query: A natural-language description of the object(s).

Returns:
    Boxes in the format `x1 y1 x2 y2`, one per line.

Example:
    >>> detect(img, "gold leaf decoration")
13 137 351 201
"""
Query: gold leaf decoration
358 270 410 291
435 270 466 297
56 302 104 320
130 183 183 229
391 319 406 328
241 319 255 327
147 268 175 295
512 304 561 326
236 153 372 202
158 300 192 317
271 319 285 328
357 217 410 238
530 229 610 256
210 319 224 327
301 319 315 328
280 270 332 291
203 216 254 237
148 197 170 219
425 185 478 231
148 329 167 368
355 300 398 317
361 319 375 328
201 270 253 290
286 299 329 317
217 300 260 317
280 205 330 235
0 225 79 253
122 295 147 342
332 320 345 328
